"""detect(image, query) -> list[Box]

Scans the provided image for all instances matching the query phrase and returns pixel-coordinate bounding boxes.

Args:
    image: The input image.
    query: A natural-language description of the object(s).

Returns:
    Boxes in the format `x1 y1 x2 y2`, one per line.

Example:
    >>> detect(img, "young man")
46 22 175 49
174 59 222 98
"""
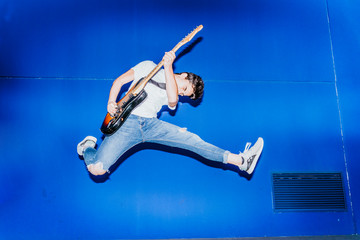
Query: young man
77 51 264 177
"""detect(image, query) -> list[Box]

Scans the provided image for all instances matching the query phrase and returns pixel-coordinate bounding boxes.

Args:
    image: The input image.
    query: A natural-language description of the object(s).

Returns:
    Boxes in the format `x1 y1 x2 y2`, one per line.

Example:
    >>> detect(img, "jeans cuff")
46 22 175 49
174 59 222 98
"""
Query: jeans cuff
222 150 230 163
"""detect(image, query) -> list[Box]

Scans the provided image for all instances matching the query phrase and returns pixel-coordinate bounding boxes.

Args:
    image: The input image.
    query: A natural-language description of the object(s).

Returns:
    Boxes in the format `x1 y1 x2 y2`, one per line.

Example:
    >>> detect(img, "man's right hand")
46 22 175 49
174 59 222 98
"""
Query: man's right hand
107 101 118 116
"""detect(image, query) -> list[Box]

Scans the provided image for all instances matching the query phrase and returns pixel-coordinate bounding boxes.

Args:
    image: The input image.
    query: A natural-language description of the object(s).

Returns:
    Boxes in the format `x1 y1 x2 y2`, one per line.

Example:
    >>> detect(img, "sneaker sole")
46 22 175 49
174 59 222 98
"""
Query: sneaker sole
246 137 264 175
77 136 97 156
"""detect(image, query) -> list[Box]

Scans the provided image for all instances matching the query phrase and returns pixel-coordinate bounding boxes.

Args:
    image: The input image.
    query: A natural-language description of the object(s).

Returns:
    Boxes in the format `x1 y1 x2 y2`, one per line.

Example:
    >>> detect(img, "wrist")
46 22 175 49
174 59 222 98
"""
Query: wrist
164 63 173 71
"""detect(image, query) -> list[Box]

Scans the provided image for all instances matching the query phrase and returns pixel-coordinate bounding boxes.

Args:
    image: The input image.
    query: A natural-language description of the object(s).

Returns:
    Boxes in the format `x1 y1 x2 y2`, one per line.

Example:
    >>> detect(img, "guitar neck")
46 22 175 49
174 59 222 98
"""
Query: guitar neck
130 25 203 95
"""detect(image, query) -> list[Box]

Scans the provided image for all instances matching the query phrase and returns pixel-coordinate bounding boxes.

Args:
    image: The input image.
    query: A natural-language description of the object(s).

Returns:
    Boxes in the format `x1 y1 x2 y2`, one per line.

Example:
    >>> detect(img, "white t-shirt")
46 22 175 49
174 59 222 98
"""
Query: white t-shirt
130 60 176 118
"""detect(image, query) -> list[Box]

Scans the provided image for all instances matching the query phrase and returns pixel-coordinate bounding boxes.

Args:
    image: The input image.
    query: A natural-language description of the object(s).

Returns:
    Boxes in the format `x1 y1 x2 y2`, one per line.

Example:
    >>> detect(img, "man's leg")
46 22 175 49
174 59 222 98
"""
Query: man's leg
143 118 229 163
78 115 143 176
142 118 263 174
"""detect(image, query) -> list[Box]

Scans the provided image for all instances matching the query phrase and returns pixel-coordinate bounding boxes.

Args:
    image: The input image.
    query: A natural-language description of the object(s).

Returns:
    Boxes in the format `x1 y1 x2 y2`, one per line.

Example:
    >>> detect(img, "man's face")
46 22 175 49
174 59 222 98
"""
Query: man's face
178 73 194 97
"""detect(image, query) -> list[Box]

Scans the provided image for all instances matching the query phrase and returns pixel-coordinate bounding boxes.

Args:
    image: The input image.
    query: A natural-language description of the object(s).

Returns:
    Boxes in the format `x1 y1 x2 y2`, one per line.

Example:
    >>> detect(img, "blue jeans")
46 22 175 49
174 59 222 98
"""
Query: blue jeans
84 114 230 172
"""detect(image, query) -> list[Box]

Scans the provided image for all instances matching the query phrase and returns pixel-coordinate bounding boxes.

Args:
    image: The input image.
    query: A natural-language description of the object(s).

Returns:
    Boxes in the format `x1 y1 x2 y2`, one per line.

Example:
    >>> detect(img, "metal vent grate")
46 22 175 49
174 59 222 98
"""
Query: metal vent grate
272 173 346 212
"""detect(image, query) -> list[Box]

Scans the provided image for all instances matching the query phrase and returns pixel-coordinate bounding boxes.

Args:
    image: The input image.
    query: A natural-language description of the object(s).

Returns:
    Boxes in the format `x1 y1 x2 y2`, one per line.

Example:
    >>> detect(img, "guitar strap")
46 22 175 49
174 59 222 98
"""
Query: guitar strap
148 79 166 90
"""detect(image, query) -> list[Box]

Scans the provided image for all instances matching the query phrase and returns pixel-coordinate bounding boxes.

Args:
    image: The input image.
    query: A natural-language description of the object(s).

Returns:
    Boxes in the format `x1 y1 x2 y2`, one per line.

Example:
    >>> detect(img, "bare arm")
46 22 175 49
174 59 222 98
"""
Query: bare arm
107 69 134 115
163 51 178 108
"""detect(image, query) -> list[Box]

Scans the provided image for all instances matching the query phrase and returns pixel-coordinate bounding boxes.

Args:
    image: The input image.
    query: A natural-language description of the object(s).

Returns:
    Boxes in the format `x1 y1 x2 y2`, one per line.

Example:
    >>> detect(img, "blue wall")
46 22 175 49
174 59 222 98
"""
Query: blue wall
0 0 359 239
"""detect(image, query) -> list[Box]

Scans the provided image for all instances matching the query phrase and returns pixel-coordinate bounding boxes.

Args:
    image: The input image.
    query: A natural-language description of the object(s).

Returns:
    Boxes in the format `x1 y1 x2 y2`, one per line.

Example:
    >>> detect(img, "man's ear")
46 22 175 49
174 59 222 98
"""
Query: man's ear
180 72 188 79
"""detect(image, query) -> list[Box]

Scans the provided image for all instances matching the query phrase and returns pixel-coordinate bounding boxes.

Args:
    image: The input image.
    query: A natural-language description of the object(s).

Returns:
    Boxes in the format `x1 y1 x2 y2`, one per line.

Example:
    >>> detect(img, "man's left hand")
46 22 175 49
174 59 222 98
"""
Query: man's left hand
163 51 176 68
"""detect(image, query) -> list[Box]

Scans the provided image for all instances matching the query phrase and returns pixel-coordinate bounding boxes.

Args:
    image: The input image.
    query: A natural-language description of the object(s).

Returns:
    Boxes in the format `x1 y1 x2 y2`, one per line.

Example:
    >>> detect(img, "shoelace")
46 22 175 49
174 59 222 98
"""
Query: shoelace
243 142 251 154
238 142 252 170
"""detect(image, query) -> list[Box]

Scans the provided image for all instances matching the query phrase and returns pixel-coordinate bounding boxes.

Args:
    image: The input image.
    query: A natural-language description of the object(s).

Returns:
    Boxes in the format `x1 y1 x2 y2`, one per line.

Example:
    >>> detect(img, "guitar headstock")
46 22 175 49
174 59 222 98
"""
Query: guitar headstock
180 25 203 45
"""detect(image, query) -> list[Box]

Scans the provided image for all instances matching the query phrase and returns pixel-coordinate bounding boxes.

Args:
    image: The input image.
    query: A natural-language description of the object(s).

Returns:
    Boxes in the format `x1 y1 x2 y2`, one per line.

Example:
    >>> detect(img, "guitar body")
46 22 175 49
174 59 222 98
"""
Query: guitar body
100 89 147 135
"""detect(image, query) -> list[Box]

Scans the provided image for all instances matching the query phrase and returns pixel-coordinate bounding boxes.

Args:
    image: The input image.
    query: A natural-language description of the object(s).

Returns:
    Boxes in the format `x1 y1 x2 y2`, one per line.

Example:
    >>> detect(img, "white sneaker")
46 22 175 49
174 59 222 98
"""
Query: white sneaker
238 137 264 174
77 136 97 156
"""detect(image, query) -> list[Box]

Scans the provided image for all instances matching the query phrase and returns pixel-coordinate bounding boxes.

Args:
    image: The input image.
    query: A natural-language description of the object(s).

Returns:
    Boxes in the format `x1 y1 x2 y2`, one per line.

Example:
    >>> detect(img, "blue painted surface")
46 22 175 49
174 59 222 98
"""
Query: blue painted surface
0 0 359 239
327 0 360 234
0 0 334 81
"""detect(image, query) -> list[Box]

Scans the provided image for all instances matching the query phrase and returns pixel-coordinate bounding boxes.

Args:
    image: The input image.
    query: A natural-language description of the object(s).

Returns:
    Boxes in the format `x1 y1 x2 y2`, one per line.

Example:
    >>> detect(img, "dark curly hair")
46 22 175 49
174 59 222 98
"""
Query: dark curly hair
181 72 204 100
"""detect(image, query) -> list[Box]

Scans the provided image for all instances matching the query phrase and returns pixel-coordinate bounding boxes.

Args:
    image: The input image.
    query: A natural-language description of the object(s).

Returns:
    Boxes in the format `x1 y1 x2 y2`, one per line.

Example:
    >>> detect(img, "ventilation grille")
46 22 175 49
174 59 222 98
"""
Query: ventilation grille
272 173 346 212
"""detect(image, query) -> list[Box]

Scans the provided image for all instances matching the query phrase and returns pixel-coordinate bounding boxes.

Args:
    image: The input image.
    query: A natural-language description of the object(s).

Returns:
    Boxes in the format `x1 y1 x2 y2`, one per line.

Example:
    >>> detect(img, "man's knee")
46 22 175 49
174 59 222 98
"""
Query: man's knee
87 162 107 176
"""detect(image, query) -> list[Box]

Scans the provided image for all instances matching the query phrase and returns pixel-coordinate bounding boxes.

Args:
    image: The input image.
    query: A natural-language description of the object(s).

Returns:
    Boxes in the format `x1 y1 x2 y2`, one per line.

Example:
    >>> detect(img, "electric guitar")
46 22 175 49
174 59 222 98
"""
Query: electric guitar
100 25 203 135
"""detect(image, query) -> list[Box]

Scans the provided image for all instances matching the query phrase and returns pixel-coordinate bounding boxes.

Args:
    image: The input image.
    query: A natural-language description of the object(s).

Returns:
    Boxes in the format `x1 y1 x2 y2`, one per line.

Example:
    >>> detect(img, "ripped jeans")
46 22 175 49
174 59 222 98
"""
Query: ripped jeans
83 114 230 172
